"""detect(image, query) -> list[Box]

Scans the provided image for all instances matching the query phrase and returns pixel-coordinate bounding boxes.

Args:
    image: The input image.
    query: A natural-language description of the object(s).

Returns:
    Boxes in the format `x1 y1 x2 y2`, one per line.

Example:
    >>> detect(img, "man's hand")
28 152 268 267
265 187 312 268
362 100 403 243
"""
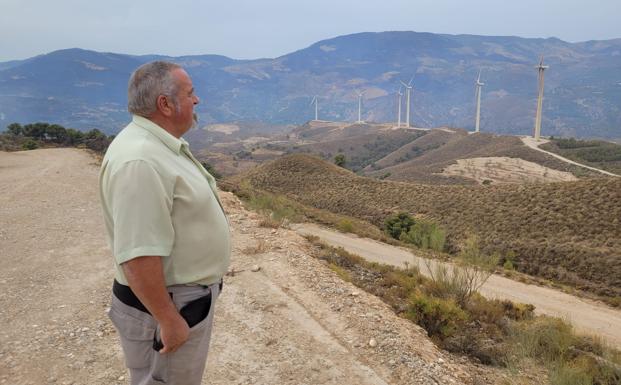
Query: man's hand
122 255 188 354
158 312 190 354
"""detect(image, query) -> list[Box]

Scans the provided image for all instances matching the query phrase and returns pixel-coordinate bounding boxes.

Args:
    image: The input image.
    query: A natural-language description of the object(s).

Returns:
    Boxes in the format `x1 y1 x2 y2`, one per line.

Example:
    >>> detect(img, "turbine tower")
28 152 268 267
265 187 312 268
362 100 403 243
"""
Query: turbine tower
310 96 318 121
396 87 403 128
474 70 484 133
400 77 414 128
533 56 549 141
356 90 365 123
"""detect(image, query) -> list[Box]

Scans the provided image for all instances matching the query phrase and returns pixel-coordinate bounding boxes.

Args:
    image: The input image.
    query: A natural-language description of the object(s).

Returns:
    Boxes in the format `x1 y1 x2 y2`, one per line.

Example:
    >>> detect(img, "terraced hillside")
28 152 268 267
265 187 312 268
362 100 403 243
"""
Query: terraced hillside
234 154 621 298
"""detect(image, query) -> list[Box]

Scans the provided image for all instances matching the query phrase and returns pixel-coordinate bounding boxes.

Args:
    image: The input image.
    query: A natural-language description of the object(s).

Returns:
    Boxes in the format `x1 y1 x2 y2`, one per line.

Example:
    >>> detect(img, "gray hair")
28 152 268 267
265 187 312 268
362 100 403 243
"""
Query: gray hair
127 61 181 116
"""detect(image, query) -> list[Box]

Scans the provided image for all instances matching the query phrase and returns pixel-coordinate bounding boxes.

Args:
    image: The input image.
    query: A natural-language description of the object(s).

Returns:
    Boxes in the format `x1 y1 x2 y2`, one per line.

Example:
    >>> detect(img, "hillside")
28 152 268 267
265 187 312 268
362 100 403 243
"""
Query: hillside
363 129 601 184
540 137 621 174
235 154 621 298
2 32 621 138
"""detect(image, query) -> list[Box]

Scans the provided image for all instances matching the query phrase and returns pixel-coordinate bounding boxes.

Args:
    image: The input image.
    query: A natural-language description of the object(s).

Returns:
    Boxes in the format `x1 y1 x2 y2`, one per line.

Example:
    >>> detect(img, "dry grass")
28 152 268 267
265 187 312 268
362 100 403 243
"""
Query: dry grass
241 239 270 255
231 154 621 299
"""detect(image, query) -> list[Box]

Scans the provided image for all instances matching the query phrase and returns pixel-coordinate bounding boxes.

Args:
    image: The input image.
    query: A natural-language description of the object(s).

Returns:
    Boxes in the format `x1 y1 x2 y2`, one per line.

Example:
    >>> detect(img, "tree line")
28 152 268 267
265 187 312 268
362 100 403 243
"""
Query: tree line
4 122 113 153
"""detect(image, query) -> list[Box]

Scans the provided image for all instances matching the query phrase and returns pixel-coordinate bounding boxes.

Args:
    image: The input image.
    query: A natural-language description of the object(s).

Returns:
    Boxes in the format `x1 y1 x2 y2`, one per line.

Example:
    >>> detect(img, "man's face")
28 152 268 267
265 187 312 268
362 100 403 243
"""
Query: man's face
170 68 199 135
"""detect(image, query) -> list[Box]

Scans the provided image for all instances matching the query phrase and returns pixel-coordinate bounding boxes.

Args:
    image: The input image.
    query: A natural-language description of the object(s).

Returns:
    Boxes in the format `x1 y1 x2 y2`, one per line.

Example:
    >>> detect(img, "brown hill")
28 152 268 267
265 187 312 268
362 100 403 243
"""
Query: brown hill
364 130 601 184
236 154 621 298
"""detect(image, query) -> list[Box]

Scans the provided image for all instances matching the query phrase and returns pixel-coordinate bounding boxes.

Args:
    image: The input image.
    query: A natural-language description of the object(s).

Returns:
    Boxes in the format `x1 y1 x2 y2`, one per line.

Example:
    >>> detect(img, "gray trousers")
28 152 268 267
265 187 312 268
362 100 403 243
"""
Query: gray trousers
108 282 220 385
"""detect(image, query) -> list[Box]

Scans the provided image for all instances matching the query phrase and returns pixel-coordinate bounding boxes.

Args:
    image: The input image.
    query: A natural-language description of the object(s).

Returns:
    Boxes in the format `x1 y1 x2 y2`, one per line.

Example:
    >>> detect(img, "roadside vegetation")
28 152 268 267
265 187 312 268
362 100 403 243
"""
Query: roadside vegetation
308 238 621 385
541 137 621 175
1 122 113 153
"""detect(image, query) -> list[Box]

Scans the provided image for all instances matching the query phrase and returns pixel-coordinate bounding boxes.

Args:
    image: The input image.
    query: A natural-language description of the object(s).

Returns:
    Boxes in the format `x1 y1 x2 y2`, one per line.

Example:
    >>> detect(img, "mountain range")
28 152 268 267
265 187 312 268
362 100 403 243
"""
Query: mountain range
1 31 620 139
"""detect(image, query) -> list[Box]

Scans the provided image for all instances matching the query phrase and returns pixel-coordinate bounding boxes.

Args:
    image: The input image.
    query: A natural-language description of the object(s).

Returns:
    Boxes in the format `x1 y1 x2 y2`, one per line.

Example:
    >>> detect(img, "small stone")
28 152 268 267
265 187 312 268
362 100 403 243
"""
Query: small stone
438 358 445 364
117 375 125 381
81 327 89 332
250 265 261 272
369 338 377 347
351 291 359 297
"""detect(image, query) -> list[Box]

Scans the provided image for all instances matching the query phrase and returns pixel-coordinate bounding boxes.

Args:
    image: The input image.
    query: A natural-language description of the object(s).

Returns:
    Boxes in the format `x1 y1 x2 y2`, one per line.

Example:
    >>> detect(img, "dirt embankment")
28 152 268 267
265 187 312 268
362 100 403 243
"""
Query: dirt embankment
0 148 502 385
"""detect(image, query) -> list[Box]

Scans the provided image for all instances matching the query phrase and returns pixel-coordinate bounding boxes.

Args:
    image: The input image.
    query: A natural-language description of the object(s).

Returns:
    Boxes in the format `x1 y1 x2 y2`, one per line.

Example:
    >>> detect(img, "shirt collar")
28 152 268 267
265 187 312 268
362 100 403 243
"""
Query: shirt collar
132 115 184 155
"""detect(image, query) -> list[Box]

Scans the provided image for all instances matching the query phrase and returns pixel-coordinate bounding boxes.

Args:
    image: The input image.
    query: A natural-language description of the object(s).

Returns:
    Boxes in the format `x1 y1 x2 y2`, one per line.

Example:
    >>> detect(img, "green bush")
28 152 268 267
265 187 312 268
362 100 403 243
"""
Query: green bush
334 154 346 167
21 139 38 150
400 220 446 252
336 219 354 233
406 292 467 339
384 212 415 239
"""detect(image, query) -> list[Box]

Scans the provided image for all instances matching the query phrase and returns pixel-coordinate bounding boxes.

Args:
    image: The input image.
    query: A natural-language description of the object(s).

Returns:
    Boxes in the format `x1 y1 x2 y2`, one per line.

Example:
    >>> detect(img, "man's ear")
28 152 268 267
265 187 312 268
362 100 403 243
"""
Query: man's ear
156 95 174 117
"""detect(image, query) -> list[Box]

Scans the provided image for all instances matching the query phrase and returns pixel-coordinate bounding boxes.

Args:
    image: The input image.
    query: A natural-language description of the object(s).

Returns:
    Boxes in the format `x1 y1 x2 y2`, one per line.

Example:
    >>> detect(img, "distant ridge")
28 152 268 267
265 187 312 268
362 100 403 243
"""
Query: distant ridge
1 31 620 138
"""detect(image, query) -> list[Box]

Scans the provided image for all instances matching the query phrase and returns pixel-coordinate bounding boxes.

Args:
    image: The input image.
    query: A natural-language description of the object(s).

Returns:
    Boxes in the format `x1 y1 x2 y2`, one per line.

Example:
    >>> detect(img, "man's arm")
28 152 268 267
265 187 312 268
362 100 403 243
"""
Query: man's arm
122 255 189 354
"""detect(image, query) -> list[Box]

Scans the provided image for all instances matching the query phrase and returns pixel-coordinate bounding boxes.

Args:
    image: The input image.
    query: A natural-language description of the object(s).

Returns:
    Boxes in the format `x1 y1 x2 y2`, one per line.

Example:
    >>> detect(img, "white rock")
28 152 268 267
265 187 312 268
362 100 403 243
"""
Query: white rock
369 338 377 347
250 265 261 272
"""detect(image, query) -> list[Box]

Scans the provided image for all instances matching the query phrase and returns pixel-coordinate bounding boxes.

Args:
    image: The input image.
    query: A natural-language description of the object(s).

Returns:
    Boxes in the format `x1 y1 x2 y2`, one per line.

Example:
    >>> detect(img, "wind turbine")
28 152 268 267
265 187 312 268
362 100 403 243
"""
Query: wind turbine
533 56 549 141
396 87 403 128
400 77 414 127
356 90 365 123
310 96 318 121
474 70 484 133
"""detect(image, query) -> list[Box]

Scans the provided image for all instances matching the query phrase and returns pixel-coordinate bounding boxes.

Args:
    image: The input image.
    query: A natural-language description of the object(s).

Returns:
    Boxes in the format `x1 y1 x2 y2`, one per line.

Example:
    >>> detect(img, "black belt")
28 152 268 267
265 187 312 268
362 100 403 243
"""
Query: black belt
113 279 152 314
112 279 224 315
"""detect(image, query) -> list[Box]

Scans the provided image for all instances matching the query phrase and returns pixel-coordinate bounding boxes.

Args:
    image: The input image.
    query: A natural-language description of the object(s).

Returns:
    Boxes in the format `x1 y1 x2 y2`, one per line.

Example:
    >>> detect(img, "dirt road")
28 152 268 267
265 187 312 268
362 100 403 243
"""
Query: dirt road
520 136 620 177
0 148 498 385
292 223 621 349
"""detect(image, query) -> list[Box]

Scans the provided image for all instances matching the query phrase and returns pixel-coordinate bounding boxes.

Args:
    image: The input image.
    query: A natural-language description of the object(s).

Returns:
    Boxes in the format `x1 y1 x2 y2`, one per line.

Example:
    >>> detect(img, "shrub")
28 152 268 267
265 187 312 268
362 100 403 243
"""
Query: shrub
384 212 415 239
406 291 468 339
400 219 446 252
424 236 497 306
21 139 38 150
336 219 354 233
334 154 346 167
509 317 575 363
243 187 300 226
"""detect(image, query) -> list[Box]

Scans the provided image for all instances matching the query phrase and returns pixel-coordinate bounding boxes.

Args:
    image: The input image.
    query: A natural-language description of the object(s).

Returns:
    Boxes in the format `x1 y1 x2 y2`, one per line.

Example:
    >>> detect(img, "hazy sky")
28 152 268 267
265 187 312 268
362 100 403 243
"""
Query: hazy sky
1 0 619 62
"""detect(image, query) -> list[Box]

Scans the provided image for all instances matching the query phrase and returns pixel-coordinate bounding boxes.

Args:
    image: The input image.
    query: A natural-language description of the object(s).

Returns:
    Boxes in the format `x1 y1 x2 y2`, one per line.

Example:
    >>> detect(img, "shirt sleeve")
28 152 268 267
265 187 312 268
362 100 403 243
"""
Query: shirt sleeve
108 160 175 264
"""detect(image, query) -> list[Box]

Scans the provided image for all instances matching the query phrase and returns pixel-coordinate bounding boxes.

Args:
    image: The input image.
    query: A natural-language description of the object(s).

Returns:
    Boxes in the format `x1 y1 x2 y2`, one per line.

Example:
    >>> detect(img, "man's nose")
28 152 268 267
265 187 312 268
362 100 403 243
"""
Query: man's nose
193 95 200 105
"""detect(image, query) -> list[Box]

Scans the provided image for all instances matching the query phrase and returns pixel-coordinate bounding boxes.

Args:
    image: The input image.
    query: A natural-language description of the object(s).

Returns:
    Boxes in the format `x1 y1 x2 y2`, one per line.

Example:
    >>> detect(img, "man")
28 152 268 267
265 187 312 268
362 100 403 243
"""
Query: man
99 61 230 385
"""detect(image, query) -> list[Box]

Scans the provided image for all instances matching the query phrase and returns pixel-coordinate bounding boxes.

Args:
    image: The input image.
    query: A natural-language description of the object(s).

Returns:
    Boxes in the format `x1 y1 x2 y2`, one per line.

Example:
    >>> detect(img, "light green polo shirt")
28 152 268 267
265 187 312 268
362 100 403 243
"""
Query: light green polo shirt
99 115 231 286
